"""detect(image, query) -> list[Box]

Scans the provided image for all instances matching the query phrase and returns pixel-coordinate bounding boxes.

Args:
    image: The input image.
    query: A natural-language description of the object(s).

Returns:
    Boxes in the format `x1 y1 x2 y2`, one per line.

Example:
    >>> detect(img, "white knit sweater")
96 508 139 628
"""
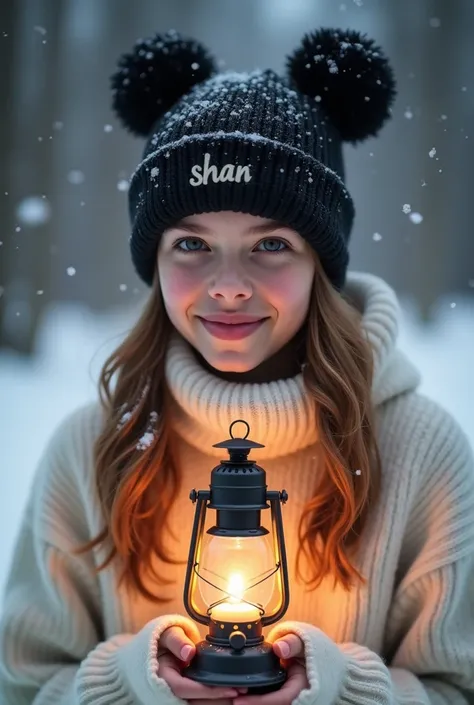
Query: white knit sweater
1 271 473 705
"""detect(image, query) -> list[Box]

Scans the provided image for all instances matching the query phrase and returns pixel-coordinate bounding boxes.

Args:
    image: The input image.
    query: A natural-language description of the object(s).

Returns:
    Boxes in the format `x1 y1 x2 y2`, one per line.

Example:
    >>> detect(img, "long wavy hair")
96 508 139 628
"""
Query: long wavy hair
74 251 382 602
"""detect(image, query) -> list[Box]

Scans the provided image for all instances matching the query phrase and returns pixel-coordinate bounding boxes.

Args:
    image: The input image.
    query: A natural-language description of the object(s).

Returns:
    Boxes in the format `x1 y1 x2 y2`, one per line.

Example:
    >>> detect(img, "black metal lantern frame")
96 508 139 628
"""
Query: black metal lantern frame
183 420 290 691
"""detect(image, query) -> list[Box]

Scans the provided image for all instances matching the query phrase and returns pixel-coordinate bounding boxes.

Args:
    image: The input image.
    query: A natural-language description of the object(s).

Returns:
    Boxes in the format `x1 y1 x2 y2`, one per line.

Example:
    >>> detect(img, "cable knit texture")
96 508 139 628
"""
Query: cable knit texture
0 271 473 705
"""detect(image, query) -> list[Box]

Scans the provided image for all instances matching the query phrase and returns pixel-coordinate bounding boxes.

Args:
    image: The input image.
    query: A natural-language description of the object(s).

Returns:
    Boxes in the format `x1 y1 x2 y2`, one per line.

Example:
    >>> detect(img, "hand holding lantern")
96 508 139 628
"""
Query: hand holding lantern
183 419 290 692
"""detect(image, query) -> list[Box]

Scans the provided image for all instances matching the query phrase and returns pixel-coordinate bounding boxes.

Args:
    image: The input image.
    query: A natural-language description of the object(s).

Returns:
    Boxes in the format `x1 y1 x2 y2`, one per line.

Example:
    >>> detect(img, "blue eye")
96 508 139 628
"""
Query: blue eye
172 238 290 255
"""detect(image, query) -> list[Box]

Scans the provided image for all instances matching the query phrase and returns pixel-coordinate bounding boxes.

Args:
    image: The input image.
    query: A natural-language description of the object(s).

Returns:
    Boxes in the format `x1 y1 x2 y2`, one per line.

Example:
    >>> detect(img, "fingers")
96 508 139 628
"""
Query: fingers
272 633 305 660
160 625 196 662
158 653 242 700
161 665 240 699
158 631 249 701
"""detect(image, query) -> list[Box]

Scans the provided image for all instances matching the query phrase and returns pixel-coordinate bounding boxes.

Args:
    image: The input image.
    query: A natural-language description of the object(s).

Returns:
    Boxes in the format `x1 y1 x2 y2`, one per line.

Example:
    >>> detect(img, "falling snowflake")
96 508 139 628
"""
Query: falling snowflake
450 302 456 308
409 212 423 224
429 17 441 28
402 204 412 214
117 179 129 192
119 284 127 291
67 266 76 276
16 196 51 226
372 232 382 241
68 170 85 185
404 107 413 119
104 124 113 132
429 147 437 158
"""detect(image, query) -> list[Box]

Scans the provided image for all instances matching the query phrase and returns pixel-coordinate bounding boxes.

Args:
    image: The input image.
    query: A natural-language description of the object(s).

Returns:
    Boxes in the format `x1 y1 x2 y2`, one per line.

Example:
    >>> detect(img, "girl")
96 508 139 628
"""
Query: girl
1 27 473 705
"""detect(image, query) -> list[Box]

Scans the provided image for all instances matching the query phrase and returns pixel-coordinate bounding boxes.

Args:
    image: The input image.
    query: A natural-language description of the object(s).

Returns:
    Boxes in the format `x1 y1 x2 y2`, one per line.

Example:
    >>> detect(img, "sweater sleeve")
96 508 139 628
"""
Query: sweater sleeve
0 514 201 704
268 410 474 705
0 405 202 704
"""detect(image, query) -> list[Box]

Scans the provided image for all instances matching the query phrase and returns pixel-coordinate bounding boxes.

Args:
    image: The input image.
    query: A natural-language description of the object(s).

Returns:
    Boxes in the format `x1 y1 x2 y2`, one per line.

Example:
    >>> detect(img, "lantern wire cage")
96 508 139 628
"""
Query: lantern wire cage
192 562 281 616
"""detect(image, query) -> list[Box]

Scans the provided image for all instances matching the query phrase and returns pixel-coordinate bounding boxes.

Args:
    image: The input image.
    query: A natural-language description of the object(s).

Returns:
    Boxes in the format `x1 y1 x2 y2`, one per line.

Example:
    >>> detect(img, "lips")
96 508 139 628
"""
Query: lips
199 317 268 340
201 315 266 325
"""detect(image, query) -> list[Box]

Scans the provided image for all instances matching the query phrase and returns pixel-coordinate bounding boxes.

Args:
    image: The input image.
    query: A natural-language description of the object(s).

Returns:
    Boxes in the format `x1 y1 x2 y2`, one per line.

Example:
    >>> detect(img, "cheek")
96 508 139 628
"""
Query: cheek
261 268 312 313
160 265 201 305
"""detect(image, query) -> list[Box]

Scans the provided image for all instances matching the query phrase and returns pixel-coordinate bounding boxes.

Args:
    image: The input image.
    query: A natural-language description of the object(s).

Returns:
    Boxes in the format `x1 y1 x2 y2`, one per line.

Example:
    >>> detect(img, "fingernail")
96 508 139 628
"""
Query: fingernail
224 690 238 697
277 640 290 658
180 645 194 661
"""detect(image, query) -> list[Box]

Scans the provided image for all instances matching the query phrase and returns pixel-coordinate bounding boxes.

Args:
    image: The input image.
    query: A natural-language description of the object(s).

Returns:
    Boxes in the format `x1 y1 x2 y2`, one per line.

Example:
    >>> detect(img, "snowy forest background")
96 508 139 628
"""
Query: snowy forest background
0 0 473 594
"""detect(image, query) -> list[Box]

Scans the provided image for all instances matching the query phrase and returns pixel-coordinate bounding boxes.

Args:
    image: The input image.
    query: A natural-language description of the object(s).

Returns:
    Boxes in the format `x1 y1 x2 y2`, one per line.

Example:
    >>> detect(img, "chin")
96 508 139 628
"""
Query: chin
202 351 263 373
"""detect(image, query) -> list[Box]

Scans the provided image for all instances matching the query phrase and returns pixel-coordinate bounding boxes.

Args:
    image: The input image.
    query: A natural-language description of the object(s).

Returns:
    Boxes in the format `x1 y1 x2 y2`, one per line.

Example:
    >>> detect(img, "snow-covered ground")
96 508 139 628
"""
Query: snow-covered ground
0 295 473 595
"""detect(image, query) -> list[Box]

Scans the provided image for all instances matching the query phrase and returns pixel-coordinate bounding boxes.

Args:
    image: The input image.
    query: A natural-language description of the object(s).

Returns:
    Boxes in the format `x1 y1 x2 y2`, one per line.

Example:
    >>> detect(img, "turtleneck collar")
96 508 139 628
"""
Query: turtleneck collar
164 271 421 459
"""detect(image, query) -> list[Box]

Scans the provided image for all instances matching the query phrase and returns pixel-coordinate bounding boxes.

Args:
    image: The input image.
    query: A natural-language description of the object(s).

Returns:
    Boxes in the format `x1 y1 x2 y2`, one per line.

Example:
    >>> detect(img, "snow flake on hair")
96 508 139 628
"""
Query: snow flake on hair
136 411 159 451
116 380 151 430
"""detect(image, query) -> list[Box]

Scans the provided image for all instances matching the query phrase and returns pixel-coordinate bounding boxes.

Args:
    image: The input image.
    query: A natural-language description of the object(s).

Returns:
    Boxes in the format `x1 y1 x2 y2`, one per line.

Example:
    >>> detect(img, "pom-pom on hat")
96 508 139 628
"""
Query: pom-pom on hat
111 28 396 291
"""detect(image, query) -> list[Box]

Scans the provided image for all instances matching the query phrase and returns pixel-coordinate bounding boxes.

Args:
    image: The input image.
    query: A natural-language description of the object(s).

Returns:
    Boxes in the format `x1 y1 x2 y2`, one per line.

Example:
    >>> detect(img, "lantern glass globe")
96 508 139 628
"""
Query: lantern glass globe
198 533 276 609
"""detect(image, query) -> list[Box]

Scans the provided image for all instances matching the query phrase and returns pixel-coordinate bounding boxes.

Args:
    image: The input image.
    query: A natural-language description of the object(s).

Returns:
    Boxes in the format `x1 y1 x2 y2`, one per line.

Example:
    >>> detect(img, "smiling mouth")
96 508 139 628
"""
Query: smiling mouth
198 317 269 340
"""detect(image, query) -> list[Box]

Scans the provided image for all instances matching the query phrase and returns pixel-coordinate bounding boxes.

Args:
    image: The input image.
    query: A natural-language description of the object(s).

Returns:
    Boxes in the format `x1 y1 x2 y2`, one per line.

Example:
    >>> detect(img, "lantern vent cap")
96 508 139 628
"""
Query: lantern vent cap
212 419 265 458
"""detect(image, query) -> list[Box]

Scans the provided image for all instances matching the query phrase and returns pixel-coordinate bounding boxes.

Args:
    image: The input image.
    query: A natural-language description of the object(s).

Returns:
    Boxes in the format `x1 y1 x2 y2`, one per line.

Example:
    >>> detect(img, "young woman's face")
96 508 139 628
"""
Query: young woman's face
157 211 315 376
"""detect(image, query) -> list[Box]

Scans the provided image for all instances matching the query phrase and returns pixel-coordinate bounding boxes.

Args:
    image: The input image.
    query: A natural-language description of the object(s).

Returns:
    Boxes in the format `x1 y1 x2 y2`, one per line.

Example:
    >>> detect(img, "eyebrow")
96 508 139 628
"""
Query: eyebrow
165 220 293 236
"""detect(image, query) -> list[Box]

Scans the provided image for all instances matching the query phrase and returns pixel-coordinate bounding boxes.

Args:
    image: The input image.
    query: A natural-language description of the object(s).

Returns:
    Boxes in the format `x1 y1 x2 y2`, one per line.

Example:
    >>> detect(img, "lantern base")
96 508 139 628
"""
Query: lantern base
183 639 286 690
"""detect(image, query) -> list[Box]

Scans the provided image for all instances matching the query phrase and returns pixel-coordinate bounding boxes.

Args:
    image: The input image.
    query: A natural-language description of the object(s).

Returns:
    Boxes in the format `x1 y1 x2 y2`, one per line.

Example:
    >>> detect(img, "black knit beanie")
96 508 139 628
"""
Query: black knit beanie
111 28 396 291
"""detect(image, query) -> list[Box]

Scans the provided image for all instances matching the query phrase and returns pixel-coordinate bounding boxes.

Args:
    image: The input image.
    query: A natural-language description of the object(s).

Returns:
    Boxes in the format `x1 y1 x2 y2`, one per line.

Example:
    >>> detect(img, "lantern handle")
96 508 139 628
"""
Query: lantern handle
262 491 290 626
229 419 250 440
183 491 211 626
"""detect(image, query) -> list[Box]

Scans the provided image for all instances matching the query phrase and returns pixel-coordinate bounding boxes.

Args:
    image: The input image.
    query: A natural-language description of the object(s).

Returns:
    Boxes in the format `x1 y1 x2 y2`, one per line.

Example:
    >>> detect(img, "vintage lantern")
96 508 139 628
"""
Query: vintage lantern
183 419 290 691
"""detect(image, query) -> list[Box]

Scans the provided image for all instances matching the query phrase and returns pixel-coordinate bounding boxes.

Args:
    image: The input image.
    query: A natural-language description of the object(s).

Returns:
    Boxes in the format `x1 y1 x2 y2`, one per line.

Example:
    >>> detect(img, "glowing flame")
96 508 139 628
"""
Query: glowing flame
227 573 245 603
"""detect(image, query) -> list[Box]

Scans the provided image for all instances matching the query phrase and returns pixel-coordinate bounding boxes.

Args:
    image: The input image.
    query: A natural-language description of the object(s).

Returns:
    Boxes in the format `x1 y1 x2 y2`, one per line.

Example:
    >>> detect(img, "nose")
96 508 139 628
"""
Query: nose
207 263 253 301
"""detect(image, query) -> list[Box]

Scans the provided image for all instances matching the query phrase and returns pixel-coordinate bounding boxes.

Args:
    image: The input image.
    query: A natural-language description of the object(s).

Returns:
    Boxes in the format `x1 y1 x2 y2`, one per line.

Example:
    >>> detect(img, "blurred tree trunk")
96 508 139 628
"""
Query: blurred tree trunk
412 0 467 322
0 0 62 354
0 3 17 349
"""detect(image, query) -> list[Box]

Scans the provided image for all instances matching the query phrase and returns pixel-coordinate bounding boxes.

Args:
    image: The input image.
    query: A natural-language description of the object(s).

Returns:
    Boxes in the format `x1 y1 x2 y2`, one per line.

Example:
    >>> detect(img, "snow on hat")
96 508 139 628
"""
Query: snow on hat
111 28 396 291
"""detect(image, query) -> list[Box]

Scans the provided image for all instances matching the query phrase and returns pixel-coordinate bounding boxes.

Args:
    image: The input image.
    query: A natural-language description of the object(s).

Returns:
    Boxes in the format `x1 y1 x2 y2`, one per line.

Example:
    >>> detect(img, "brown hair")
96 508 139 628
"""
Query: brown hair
73 254 382 601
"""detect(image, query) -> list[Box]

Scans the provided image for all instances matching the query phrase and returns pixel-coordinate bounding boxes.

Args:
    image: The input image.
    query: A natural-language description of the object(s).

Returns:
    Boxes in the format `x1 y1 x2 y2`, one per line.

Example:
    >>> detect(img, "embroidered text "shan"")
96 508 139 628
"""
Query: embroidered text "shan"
189 153 252 186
